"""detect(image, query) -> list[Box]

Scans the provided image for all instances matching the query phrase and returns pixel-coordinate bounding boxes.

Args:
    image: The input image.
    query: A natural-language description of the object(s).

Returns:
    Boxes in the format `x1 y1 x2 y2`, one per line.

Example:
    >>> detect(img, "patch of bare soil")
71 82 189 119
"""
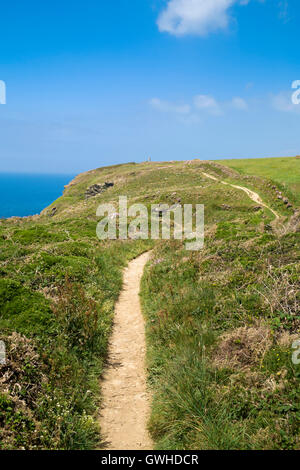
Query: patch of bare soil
99 252 153 450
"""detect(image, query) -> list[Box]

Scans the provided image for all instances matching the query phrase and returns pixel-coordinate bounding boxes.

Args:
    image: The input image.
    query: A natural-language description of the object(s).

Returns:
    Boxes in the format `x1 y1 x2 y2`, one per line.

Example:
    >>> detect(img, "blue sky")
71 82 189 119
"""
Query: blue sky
0 0 299 173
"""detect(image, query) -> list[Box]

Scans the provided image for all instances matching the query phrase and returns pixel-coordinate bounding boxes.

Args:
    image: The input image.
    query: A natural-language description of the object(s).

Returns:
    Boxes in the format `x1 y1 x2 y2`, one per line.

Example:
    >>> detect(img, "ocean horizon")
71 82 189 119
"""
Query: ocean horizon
0 173 76 219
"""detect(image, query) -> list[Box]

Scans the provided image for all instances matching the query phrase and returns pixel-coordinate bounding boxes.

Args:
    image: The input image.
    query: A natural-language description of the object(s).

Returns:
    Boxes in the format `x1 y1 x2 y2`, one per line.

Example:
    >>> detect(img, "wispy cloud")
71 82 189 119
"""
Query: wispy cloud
194 94 223 115
149 94 248 119
231 96 248 110
278 1 290 23
271 91 300 114
149 97 191 114
157 0 252 37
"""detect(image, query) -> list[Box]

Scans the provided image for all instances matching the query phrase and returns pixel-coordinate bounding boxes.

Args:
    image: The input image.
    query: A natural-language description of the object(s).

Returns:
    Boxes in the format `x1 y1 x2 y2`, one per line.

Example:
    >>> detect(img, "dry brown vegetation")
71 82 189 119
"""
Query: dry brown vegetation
213 322 273 369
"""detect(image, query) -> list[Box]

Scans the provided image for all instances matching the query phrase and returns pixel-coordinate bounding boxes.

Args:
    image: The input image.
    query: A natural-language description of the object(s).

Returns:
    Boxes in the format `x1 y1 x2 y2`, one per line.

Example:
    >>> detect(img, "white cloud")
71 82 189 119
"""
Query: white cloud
271 92 300 114
150 94 249 118
231 97 248 110
149 97 191 114
157 0 251 37
194 94 223 115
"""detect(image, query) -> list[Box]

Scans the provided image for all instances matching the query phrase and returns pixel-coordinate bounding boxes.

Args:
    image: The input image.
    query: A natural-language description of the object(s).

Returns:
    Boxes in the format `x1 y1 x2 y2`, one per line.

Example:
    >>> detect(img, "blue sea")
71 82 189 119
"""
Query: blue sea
0 174 76 219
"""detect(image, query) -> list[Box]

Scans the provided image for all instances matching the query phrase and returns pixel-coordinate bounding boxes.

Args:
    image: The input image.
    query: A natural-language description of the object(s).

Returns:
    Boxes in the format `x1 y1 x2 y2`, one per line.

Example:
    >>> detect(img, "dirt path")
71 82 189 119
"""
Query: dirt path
99 251 153 450
202 172 279 219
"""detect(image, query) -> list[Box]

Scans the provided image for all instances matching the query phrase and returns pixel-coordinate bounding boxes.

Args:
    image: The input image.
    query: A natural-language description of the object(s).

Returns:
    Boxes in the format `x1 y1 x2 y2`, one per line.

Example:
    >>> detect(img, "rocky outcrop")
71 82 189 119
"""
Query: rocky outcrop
270 185 294 211
220 204 232 211
85 182 114 199
50 207 57 217
151 203 181 216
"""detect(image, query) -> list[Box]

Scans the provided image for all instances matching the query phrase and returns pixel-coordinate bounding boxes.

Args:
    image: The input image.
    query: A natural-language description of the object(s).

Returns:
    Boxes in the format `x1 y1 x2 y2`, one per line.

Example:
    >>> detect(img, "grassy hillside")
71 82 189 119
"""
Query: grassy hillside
0 159 299 449
139 161 300 450
220 157 300 205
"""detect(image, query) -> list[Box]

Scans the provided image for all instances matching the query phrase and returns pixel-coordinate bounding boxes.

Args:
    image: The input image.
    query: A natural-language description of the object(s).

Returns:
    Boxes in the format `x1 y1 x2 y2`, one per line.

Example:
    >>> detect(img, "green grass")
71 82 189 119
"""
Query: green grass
141 233 300 450
0 167 153 448
0 158 299 449
0 234 151 449
220 157 300 205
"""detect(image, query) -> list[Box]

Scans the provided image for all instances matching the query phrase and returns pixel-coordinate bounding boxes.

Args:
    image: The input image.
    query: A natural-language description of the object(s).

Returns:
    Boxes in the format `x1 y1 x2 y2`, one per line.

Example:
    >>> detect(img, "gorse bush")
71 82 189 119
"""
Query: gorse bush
0 278 54 336
52 277 101 354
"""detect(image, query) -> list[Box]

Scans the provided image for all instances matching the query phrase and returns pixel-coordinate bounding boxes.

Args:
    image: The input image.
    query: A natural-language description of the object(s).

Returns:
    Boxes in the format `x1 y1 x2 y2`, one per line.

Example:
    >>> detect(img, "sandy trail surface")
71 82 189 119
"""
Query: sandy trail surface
99 251 153 450
202 172 279 219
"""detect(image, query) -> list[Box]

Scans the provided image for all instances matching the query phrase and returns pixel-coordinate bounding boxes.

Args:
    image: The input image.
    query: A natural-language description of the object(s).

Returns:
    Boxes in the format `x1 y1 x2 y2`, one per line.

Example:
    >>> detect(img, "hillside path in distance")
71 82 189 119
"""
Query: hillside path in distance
99 251 153 450
202 172 279 219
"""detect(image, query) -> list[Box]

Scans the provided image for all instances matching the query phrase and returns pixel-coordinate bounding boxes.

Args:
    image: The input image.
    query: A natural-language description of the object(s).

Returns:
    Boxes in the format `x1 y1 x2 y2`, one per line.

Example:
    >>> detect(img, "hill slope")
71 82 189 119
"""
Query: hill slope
0 160 299 449
220 156 300 205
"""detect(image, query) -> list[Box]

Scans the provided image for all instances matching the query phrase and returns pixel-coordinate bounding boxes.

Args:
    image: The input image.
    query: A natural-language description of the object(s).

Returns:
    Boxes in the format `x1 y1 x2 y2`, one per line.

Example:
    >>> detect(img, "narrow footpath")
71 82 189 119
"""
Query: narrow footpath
99 252 153 450
202 171 279 219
